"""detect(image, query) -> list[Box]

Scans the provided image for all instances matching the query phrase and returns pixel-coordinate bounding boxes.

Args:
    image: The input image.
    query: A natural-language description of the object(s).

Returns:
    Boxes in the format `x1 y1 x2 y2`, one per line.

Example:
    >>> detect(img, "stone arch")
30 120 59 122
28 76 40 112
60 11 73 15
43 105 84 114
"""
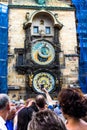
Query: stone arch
29 10 63 29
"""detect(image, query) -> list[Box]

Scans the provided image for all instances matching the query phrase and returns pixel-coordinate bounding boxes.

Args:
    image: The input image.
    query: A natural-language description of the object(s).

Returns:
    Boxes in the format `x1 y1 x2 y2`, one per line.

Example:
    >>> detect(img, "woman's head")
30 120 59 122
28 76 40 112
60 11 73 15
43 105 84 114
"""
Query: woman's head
58 88 87 119
28 109 67 130
17 107 35 130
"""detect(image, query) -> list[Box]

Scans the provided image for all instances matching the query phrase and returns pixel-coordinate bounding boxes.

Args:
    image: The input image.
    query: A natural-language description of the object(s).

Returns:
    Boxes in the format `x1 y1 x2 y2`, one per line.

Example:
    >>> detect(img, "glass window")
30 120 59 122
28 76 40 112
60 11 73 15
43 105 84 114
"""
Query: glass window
18 54 23 65
33 26 39 33
45 27 51 34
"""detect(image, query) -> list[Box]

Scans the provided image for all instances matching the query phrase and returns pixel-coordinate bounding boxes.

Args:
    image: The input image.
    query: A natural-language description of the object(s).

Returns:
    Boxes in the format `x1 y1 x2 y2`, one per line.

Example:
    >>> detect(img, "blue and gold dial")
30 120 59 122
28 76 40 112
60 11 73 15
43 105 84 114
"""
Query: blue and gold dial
33 72 55 93
31 41 55 65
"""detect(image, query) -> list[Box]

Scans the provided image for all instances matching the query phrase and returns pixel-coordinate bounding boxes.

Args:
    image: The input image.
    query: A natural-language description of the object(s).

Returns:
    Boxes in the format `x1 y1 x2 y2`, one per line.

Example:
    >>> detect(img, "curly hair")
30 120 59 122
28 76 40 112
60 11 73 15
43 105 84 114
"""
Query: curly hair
58 88 87 119
28 109 67 130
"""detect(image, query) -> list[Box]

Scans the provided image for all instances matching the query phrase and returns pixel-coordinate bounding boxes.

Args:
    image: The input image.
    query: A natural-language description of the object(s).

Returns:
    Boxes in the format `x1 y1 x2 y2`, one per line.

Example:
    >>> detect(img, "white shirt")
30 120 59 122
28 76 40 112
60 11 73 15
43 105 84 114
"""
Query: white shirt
0 116 7 130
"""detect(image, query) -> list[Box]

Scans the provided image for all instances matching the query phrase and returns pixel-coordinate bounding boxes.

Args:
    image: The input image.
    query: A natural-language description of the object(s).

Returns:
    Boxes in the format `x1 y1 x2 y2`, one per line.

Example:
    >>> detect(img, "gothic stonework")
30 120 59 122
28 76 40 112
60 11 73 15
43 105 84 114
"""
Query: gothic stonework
8 1 78 100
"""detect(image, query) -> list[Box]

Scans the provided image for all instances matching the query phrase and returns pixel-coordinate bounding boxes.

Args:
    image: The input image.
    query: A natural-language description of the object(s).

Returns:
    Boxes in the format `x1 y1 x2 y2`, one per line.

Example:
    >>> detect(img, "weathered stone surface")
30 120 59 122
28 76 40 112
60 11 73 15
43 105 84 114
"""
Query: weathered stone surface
8 1 78 99
9 0 70 7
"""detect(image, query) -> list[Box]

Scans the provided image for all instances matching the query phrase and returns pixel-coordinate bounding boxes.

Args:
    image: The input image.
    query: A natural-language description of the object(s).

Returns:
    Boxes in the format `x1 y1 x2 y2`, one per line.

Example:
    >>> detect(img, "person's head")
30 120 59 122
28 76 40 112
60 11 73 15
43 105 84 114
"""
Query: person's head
17 107 36 130
7 106 16 120
27 109 67 130
0 94 10 120
29 101 39 112
0 94 10 110
35 94 46 110
58 88 87 119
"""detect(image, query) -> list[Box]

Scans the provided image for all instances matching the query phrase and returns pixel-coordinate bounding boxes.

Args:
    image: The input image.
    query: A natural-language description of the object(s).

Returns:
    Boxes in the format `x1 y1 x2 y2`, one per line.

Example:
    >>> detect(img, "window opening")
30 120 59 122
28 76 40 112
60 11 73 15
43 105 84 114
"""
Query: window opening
45 27 51 34
33 26 39 34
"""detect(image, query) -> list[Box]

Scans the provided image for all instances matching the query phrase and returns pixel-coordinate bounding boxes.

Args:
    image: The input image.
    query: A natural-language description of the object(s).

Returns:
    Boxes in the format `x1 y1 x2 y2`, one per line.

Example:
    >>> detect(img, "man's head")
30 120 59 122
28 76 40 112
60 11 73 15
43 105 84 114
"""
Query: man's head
0 94 10 120
35 95 46 110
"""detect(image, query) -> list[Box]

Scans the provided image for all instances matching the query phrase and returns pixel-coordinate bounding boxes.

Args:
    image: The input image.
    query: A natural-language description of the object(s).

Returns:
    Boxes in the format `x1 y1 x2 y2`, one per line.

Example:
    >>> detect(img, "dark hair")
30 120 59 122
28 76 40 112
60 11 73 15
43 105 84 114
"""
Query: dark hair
35 95 46 109
17 107 36 130
30 102 39 112
58 88 87 119
28 109 67 130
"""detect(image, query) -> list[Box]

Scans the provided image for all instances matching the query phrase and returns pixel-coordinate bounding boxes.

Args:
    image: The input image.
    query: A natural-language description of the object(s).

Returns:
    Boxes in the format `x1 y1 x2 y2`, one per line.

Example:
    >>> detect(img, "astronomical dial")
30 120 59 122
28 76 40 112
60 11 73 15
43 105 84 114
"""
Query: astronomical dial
33 72 55 93
31 41 55 65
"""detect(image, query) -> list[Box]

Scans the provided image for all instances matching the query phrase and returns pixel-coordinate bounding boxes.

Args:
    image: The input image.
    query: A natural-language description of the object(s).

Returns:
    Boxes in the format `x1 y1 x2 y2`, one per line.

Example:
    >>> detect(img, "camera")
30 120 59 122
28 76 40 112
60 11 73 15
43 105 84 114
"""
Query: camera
40 84 44 89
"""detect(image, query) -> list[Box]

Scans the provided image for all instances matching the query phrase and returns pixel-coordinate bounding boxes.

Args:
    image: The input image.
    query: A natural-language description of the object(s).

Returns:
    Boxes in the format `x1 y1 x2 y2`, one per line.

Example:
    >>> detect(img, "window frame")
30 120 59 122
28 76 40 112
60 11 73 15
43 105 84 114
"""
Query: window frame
33 26 39 34
45 26 51 34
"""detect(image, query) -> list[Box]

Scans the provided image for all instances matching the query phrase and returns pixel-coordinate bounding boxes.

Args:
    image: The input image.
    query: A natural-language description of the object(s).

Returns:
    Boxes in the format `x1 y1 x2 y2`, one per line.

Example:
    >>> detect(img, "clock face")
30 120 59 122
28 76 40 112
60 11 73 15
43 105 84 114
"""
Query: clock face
37 0 45 4
33 72 55 93
31 41 55 65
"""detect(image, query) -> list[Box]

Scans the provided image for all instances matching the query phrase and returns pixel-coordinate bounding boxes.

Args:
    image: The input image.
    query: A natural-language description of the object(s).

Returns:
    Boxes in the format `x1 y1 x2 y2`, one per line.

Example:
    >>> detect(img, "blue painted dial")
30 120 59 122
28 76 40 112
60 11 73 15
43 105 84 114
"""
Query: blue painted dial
31 41 55 65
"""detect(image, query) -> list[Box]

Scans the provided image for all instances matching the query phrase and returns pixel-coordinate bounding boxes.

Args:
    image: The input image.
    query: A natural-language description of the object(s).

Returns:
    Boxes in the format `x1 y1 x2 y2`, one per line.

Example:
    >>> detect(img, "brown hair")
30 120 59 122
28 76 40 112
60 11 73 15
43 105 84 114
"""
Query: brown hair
28 109 67 130
58 88 87 118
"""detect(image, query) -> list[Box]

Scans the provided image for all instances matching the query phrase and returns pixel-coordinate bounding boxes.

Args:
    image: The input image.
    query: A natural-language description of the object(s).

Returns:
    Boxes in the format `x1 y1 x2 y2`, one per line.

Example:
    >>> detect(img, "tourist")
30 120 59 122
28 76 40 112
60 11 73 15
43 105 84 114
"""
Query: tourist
15 99 38 130
35 94 47 110
58 88 87 130
0 94 10 130
27 109 67 130
6 105 16 130
41 87 65 121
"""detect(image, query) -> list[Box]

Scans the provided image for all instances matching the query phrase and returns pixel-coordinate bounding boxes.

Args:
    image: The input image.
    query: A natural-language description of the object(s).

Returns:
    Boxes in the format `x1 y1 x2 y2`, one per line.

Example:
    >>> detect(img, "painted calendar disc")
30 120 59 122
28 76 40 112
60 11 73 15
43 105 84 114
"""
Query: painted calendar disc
33 72 55 93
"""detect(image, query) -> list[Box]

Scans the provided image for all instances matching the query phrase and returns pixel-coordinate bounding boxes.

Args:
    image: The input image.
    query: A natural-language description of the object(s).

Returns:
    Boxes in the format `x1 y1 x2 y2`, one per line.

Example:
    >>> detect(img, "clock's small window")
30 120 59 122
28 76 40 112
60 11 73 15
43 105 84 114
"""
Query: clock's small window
45 27 51 34
18 54 23 65
33 26 39 33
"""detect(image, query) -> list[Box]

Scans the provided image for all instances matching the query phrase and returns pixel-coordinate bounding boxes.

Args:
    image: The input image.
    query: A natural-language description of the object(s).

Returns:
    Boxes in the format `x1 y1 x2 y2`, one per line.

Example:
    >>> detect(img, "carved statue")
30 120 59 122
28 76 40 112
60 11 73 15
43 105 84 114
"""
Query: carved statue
54 13 63 29
26 12 30 21
29 73 34 87
39 29 45 37
23 12 30 29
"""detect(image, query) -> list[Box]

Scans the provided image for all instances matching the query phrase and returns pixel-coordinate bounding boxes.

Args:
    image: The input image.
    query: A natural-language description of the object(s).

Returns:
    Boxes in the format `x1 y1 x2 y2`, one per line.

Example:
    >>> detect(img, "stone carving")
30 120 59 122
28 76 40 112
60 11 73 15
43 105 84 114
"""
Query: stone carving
54 13 63 29
26 12 30 21
29 73 34 87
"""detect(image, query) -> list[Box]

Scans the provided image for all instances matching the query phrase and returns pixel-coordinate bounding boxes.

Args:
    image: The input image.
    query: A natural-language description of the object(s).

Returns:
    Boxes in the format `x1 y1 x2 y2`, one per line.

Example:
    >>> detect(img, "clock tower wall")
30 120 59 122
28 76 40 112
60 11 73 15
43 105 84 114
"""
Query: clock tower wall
8 4 78 99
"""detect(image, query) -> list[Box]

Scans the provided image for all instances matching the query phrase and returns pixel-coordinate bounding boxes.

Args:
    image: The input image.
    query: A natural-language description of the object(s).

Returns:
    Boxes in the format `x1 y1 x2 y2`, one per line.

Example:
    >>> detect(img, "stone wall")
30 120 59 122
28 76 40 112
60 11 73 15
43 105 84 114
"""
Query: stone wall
8 8 78 99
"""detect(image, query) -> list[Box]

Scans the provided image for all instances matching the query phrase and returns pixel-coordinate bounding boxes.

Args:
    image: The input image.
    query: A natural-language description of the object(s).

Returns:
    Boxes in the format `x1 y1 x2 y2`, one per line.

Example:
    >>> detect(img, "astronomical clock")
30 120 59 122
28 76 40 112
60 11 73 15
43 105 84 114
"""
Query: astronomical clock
31 41 55 65
16 9 63 98
33 72 55 93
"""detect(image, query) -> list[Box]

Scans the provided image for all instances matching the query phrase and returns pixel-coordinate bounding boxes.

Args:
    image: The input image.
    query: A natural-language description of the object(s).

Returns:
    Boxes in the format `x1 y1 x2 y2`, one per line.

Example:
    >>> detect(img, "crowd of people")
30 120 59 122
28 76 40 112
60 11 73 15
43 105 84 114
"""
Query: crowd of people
0 87 87 130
